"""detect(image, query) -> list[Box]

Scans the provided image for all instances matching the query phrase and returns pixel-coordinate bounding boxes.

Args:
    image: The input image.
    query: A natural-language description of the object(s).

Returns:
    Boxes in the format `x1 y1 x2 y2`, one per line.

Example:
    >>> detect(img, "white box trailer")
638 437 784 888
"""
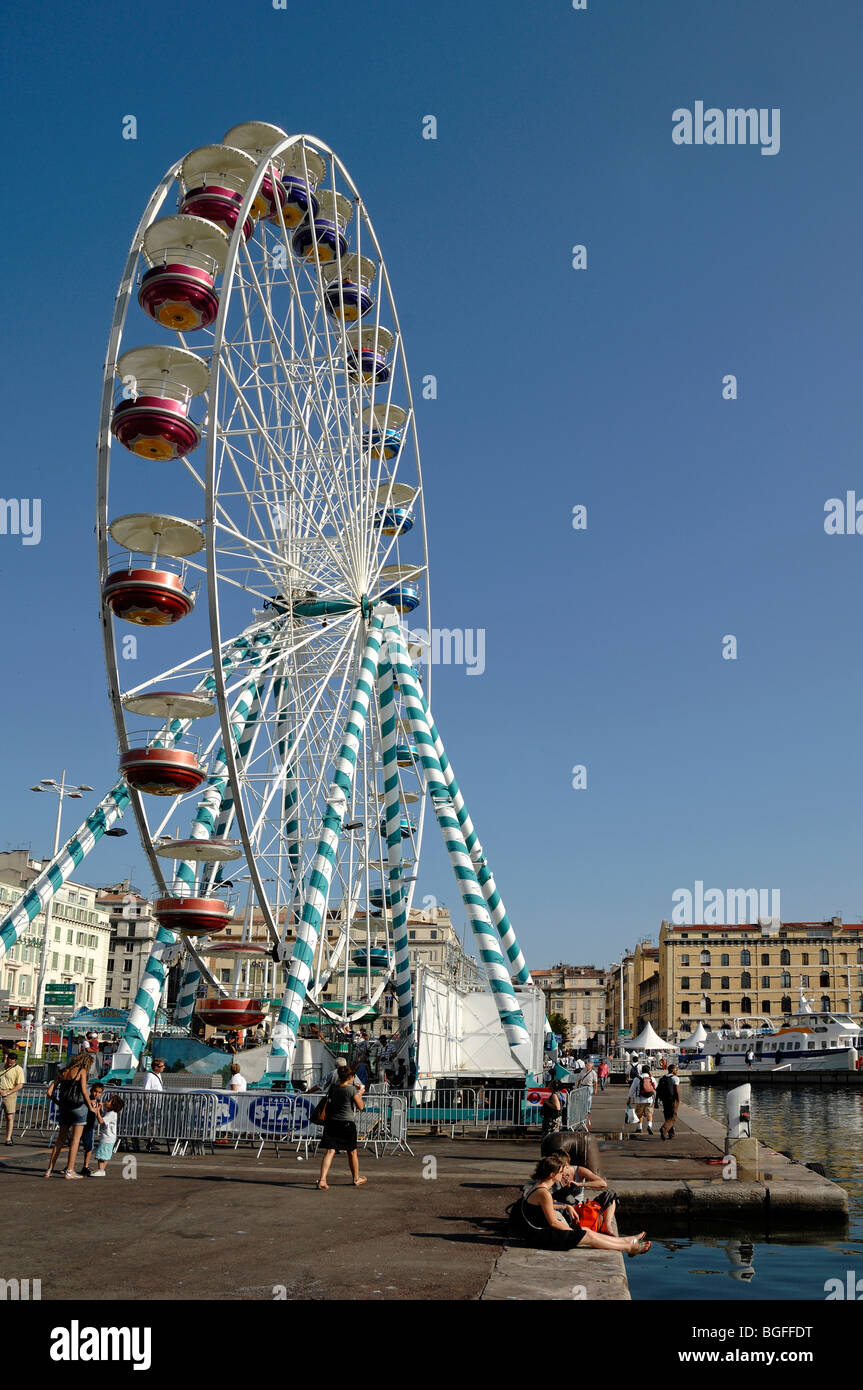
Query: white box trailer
413 964 545 1083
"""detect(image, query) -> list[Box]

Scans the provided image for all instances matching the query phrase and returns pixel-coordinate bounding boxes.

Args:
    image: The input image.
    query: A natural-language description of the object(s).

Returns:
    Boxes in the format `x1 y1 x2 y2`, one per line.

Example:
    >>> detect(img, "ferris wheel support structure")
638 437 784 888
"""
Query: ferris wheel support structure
381 617 532 1070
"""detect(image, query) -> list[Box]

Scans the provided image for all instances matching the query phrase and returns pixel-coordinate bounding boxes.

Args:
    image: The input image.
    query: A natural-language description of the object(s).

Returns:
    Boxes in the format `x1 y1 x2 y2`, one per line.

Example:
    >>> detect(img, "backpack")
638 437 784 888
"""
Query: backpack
52 1077 82 1107
639 1073 655 1098
656 1075 673 1105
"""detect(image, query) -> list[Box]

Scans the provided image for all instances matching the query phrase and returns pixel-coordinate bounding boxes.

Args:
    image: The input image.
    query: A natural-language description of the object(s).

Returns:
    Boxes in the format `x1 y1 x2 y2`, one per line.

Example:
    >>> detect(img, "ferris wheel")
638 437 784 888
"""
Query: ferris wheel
97 123 432 1058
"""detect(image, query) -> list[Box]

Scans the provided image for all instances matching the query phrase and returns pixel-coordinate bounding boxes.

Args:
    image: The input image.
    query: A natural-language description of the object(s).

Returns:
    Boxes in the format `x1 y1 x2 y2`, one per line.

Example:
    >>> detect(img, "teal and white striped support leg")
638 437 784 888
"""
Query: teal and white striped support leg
376 649 415 1070
270 615 386 1073
383 618 532 1071
111 626 277 1076
173 954 202 1030
408 679 531 985
0 783 131 961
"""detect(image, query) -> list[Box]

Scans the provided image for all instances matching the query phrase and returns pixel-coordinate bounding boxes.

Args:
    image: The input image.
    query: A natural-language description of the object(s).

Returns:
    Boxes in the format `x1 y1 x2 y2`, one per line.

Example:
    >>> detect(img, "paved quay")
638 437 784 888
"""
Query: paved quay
2 1134 534 1301
588 1087 849 1223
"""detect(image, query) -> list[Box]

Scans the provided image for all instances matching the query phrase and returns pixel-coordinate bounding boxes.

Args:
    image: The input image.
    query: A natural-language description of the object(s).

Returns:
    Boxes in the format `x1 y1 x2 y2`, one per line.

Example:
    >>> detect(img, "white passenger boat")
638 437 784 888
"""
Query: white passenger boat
681 993 861 1074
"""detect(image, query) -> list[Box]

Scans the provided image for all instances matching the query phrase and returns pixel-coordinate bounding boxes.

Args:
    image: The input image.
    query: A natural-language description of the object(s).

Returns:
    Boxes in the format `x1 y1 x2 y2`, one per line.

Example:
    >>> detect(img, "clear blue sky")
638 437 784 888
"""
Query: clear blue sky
1 0 861 968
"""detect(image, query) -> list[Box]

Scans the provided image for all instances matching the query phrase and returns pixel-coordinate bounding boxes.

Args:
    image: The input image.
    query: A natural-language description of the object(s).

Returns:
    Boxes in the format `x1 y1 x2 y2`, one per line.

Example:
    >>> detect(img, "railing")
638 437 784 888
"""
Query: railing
385 1087 572 1138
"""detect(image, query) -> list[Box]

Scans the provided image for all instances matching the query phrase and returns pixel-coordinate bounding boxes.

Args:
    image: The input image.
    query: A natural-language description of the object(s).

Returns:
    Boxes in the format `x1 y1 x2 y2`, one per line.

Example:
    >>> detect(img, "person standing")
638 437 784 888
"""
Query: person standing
597 1058 610 1092
92 1095 125 1176
745 1048 755 1068
657 1064 680 1140
540 1079 565 1137
316 1063 367 1189
143 1057 165 1153
627 1063 657 1135
0 1051 25 1145
45 1052 97 1178
229 1062 247 1093
80 1082 105 1175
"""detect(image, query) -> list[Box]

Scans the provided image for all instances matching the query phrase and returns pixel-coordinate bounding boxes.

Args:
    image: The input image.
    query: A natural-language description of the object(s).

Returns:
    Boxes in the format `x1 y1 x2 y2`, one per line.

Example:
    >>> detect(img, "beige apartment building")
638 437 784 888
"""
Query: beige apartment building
531 964 607 1049
656 917 863 1036
0 851 112 1016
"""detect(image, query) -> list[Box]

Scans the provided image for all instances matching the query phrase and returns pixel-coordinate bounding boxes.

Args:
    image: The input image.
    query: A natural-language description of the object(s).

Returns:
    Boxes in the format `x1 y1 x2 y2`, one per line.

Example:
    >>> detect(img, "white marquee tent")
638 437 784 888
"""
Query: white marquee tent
629 1022 671 1051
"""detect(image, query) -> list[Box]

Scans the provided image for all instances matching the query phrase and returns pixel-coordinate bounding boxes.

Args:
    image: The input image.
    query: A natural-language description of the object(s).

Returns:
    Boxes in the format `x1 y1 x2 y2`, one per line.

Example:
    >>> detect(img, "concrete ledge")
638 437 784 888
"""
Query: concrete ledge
481 1245 630 1301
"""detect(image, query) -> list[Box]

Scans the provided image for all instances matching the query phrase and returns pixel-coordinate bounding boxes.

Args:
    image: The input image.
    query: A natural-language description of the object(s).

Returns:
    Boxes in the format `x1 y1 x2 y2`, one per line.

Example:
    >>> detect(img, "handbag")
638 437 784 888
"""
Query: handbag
624 1104 638 1125
309 1095 328 1126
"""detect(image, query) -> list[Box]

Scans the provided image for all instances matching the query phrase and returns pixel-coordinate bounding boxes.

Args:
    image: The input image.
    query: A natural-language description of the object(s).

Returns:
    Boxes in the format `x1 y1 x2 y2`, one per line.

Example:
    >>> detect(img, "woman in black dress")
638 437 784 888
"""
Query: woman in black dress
316 1064 366 1189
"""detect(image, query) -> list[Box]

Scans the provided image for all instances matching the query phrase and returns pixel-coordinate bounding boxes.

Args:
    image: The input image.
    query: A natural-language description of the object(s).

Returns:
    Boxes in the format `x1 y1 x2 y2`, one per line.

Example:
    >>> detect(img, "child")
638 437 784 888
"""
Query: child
80 1083 105 1176
92 1095 125 1176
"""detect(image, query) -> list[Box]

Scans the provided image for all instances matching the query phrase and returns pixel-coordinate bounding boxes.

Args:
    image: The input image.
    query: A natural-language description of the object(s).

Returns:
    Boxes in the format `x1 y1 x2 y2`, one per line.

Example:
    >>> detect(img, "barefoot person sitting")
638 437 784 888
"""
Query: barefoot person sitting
316 1063 367 1190
511 1153 650 1255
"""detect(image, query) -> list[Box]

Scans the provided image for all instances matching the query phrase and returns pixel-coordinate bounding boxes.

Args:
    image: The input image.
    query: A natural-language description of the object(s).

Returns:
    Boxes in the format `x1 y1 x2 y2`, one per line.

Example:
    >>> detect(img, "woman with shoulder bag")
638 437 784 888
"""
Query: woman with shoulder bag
45 1052 97 1179
316 1063 367 1190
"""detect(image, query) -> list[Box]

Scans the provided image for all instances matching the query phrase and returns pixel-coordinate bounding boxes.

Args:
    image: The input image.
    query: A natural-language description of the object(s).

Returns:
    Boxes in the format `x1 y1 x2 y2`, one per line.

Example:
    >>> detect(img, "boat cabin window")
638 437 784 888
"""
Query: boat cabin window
807 1041 815 1050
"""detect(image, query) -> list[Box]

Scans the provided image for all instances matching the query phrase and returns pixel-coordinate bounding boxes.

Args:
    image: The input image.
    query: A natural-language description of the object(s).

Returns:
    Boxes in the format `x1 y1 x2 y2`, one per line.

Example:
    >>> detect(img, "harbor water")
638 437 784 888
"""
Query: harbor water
625 1085 863 1301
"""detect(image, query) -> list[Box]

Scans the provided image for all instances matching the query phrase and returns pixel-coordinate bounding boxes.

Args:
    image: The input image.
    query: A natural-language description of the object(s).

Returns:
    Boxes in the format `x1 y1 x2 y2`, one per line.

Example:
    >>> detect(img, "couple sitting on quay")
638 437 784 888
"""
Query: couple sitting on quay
509 1137 650 1257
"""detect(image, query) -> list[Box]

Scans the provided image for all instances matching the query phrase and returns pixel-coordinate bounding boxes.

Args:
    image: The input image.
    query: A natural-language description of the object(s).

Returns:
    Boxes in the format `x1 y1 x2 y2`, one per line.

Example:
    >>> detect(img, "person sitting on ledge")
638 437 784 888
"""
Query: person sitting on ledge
510 1152 650 1256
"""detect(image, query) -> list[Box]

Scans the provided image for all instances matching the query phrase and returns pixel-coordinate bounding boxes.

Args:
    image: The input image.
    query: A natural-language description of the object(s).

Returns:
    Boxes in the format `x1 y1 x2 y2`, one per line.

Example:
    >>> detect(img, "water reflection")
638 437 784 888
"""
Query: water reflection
625 1086 863 1300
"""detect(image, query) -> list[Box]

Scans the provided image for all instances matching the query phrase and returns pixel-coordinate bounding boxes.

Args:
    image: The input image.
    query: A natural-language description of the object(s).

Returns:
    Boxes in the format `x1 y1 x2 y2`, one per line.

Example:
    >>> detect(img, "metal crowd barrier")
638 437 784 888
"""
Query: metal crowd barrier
14 1084 219 1157
566 1086 592 1132
385 1087 573 1138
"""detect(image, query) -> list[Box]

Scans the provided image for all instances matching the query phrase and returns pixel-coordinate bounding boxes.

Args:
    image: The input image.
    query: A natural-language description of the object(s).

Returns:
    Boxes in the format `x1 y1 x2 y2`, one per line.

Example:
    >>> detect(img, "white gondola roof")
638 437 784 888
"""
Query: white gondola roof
108 512 204 558
366 405 408 433
181 144 257 189
379 562 424 582
155 839 243 863
142 215 230 271
222 121 288 158
375 482 415 508
282 143 326 183
377 790 421 804
115 345 210 396
351 326 394 353
122 691 215 721
678 1022 709 1047
314 189 353 226
321 253 377 286
629 1022 671 1050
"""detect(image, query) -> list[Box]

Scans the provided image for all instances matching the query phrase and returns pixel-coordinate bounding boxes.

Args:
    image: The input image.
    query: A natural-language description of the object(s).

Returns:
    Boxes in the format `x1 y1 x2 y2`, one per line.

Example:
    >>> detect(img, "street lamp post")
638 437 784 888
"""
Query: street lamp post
29 771 93 1057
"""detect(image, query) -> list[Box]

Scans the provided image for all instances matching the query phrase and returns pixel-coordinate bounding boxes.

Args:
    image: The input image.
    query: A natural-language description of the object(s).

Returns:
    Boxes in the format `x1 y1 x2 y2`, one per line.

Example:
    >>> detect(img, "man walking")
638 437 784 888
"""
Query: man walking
627 1063 657 1135
657 1063 680 1139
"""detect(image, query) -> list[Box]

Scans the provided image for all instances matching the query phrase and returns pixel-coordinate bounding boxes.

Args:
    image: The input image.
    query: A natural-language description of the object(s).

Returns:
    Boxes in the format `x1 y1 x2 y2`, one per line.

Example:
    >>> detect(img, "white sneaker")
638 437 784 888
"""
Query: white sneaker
91 1171 106 1177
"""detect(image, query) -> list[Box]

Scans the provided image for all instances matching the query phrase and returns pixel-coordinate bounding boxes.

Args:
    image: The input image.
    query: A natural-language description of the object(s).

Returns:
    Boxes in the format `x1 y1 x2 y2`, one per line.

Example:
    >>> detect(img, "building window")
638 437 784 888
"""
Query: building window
123 960 133 973
818 972 830 988
680 1001 690 1015
820 995 831 1012
819 949 829 965
680 955 689 966
720 976 729 990
781 995 792 1013
429 930 437 940
106 960 114 972
801 975 809 988
220 970 231 983
121 979 130 991
66 930 73 944
779 971 790 988
761 1000 771 1014
20 976 31 995
780 949 790 965
408 931 416 940
680 976 689 990
720 954 729 967
761 976 770 989
741 950 750 966
700 951 710 965
741 972 751 990
125 943 134 954
51 952 58 969
857 949 863 964
761 954 770 966
63 955 71 970
802 953 809 965
721 1000 731 1013
700 997 712 1013
700 972 711 989
741 996 752 1012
